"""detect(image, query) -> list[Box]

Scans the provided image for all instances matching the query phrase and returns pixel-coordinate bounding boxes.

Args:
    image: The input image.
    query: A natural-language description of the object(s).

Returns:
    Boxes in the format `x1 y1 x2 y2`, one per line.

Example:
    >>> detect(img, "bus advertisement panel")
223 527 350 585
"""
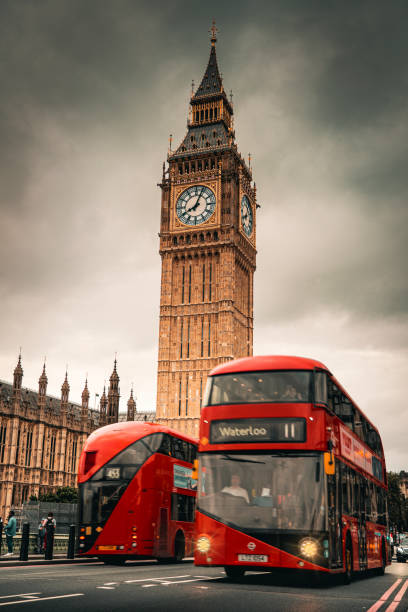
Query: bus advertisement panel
194 355 389 582
77 421 197 564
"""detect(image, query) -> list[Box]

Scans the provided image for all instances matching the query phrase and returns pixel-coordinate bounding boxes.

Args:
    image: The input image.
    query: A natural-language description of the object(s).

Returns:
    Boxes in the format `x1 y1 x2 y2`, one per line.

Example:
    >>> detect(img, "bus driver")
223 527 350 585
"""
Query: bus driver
222 474 250 503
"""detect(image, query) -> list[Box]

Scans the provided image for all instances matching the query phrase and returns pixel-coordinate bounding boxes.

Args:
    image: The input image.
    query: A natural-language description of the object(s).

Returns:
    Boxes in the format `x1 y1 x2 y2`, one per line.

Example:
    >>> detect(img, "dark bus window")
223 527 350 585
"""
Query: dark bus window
158 434 172 456
171 493 195 522
341 463 350 516
187 442 197 464
338 395 355 431
314 371 328 404
172 437 186 460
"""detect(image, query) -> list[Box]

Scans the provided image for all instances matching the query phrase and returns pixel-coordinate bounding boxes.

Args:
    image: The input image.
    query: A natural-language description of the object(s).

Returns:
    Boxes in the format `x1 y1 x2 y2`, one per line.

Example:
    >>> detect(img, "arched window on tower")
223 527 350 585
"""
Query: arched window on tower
178 377 182 416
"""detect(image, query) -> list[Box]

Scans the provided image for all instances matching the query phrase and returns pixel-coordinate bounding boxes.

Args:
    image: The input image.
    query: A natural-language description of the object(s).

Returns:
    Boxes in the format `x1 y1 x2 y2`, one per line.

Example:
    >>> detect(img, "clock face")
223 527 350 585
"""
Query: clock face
176 185 216 226
241 195 253 236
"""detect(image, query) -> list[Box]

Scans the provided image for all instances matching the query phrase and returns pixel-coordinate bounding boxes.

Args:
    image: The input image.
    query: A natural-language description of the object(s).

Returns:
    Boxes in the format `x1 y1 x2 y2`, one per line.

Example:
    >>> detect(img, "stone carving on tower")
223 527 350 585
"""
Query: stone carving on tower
156 22 257 436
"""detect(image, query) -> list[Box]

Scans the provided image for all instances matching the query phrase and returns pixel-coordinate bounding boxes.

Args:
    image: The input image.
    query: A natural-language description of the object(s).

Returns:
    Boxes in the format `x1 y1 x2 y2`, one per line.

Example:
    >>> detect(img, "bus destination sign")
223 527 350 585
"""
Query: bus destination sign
210 418 306 444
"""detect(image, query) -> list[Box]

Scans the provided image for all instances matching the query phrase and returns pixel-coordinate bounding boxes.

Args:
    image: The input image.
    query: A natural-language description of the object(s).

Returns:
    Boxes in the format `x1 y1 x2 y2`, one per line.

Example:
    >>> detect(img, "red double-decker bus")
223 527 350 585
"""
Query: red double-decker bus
194 355 389 582
78 421 197 564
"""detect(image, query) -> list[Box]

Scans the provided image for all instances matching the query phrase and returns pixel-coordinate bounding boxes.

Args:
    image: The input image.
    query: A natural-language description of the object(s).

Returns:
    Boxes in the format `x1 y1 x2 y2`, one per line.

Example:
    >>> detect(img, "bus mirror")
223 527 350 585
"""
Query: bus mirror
191 459 198 480
324 452 335 475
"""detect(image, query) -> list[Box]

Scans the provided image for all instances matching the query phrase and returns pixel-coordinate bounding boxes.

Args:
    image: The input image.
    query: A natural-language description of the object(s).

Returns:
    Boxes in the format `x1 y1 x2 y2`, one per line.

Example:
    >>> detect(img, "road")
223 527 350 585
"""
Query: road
0 560 407 611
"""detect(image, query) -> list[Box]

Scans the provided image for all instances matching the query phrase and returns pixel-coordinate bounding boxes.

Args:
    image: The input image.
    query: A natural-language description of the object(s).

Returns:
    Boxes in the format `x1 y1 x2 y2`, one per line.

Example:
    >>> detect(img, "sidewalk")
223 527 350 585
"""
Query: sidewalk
0 553 99 567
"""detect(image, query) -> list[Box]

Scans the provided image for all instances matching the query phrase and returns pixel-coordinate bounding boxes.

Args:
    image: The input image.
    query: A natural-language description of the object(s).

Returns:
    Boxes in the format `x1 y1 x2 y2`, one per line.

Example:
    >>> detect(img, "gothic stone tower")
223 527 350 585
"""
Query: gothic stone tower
156 24 257 436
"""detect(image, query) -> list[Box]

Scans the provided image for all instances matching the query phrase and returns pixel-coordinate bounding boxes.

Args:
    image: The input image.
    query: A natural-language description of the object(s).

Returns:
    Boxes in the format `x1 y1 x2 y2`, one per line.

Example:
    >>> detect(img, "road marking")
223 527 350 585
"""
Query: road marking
142 585 158 588
367 579 402 612
0 597 39 601
124 575 190 583
165 577 220 585
96 587 115 590
384 579 408 612
0 594 83 607
103 583 117 586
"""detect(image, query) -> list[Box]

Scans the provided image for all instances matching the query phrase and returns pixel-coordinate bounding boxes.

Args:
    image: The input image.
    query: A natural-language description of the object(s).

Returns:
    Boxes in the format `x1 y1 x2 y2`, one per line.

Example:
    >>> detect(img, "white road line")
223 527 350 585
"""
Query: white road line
96 587 115 590
163 577 221 585
142 585 159 588
124 575 190 583
0 594 83 607
0 597 40 602
103 583 117 586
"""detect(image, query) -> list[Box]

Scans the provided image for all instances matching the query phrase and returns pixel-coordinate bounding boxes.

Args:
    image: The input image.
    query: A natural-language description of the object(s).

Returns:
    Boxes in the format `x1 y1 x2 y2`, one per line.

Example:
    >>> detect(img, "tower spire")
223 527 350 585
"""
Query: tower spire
127 387 136 422
209 18 218 47
13 351 23 392
107 358 120 424
61 369 70 405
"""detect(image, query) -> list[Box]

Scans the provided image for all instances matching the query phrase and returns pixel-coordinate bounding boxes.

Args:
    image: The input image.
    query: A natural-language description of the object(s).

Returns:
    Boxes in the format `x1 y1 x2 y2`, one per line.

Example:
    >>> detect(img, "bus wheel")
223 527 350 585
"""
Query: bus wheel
101 556 126 566
224 566 245 579
343 540 353 584
174 532 185 563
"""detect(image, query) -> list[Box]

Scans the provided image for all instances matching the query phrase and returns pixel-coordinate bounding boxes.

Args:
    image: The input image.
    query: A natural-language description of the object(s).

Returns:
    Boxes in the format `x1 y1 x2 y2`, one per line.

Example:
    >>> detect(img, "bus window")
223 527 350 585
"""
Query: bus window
341 463 350 516
314 371 328 404
158 434 172 456
171 493 195 522
205 370 313 406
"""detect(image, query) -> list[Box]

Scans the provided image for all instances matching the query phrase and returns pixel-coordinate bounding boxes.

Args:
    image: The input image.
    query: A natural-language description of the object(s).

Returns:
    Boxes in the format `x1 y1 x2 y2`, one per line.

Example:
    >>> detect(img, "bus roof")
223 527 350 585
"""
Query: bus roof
84 421 197 451
210 355 330 376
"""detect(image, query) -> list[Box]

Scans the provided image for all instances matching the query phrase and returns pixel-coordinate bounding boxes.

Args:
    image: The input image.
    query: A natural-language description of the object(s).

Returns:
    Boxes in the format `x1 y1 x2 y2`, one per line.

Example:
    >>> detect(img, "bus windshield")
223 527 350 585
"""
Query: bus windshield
204 370 312 406
198 453 326 532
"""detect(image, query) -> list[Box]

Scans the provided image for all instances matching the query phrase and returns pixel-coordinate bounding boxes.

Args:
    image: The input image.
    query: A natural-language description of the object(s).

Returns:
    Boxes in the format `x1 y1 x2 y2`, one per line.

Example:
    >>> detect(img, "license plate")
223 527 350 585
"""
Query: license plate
237 554 268 562
98 545 117 551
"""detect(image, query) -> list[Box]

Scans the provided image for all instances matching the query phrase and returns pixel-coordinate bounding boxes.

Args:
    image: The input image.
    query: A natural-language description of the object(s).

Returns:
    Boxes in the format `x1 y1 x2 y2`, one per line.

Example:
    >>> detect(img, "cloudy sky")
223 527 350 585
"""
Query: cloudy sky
0 0 407 471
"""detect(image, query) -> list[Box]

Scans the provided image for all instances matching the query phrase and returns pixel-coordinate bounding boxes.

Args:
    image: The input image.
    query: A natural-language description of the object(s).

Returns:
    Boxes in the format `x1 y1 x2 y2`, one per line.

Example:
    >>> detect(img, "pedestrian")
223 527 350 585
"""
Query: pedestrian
44 512 56 553
37 517 47 553
4 510 17 556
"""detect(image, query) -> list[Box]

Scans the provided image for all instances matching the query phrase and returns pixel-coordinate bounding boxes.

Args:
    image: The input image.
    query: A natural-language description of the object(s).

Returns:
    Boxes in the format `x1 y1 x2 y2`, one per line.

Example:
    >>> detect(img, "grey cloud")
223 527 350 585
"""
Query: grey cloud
0 0 407 469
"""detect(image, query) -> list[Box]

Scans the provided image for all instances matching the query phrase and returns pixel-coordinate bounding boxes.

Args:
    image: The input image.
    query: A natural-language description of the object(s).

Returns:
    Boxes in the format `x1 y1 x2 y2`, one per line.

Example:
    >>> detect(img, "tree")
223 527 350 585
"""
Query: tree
38 487 78 503
387 472 407 532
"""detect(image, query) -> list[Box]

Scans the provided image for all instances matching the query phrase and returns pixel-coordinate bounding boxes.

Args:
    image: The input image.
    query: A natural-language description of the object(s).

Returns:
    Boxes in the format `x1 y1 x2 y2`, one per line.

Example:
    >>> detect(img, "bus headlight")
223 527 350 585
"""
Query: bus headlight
299 538 319 559
196 536 211 553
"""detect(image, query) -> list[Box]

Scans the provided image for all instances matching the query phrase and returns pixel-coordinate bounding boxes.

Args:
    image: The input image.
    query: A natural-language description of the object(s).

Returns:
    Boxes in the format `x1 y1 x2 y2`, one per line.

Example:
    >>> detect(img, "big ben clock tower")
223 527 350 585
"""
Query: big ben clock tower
156 23 257 436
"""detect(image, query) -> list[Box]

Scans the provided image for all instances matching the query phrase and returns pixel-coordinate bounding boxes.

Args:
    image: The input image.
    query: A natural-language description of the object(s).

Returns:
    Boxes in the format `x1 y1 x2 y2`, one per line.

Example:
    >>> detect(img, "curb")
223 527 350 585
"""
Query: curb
0 556 99 568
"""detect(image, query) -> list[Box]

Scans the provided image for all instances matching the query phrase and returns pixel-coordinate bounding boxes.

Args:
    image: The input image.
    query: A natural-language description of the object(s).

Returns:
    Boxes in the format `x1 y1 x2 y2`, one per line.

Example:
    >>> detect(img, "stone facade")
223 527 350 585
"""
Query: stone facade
156 25 257 437
0 356 129 520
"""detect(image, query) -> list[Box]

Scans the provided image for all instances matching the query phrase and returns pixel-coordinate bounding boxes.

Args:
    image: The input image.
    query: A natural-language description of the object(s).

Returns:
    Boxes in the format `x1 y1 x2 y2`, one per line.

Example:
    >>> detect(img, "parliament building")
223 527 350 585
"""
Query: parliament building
0 356 146 520
155 24 257 436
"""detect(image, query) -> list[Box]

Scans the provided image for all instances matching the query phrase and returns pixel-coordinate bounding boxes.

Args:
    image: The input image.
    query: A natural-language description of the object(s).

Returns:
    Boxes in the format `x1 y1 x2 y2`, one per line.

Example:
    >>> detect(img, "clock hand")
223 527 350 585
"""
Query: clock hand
188 187 205 212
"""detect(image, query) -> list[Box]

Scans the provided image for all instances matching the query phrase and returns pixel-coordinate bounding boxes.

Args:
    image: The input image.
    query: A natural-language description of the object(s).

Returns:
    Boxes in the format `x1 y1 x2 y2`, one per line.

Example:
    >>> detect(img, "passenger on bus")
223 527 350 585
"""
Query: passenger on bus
221 474 250 503
282 384 303 401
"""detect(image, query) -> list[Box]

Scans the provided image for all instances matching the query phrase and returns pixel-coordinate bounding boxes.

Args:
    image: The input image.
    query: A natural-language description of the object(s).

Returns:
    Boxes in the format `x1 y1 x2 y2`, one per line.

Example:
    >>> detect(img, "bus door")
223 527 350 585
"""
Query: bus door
157 507 169 556
327 468 343 567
